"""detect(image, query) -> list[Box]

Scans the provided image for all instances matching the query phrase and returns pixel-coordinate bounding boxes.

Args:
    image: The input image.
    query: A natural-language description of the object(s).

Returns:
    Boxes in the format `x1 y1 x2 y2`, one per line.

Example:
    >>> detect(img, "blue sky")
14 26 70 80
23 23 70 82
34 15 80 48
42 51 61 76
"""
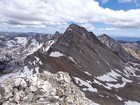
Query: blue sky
95 0 140 37
0 0 140 37
99 0 139 10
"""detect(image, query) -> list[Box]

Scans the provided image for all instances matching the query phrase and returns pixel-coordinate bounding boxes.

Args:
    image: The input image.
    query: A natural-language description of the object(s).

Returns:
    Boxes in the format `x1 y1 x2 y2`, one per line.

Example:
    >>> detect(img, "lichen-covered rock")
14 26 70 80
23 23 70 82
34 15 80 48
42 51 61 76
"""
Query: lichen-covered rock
0 71 94 105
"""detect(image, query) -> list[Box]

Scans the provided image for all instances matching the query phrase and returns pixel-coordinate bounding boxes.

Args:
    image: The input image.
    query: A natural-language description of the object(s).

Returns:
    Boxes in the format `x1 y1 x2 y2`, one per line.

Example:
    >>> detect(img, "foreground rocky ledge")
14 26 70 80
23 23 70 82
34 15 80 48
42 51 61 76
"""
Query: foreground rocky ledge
0 71 94 105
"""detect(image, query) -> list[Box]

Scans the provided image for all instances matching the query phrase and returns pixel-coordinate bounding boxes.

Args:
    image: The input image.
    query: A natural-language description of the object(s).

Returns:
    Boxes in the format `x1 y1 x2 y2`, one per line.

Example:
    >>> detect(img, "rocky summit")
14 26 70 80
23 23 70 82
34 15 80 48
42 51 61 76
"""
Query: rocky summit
0 24 140 105
0 71 94 105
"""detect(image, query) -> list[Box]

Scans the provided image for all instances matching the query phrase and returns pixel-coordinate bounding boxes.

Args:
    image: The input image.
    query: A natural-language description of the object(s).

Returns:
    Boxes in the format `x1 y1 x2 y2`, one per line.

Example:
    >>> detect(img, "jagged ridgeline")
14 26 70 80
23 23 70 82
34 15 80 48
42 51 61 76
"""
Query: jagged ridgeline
0 24 140 105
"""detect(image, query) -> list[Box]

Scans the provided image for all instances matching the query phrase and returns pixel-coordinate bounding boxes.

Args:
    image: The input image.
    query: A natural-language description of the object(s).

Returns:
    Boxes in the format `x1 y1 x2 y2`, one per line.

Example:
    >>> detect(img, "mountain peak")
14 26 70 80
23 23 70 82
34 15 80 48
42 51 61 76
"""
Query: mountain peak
59 24 102 47
69 23 79 28
66 24 79 32
101 34 109 37
66 24 88 34
98 34 119 45
68 23 87 30
99 34 113 40
52 31 62 39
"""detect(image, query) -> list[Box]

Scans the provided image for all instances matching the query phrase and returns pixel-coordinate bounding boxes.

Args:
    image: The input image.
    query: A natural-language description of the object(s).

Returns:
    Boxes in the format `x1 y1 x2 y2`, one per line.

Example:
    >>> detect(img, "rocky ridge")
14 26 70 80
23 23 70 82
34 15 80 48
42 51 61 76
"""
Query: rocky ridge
98 34 139 63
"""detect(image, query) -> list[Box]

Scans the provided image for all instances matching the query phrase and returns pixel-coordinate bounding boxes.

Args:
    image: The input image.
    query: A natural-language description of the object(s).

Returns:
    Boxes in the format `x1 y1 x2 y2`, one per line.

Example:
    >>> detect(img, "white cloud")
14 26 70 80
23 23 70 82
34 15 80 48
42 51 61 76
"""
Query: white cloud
102 0 109 4
118 0 140 7
98 28 122 31
0 0 140 32
105 28 122 31
118 0 135 3
80 23 96 31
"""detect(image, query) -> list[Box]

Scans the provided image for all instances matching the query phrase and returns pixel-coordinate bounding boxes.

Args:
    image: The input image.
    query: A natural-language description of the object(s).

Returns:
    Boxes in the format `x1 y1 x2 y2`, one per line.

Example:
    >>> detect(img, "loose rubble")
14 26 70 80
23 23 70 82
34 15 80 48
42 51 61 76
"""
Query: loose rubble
0 71 94 105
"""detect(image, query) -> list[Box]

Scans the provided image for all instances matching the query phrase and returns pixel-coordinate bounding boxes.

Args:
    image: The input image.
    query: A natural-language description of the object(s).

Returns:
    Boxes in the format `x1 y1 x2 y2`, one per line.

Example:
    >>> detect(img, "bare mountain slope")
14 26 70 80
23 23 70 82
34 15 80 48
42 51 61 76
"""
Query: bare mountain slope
98 34 139 63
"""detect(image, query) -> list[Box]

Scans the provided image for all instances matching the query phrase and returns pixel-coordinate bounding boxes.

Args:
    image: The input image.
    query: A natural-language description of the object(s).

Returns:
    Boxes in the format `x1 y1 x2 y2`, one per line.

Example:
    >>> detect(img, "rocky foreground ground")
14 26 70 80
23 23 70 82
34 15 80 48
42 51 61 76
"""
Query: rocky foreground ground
0 71 95 105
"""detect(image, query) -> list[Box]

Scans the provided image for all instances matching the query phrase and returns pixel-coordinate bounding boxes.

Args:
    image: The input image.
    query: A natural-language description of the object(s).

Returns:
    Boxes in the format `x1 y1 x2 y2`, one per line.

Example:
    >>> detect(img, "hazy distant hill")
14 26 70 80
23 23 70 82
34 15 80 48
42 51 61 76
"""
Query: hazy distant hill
113 37 140 42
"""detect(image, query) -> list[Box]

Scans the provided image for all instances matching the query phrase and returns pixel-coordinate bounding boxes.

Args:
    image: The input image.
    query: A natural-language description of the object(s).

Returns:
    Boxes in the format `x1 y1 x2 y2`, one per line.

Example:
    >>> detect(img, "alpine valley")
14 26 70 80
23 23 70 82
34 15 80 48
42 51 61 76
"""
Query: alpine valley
0 24 140 105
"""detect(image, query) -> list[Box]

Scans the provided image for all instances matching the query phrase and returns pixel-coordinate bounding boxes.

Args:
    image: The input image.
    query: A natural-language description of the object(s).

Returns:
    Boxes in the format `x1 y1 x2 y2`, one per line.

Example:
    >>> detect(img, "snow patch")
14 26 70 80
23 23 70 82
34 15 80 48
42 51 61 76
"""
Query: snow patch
39 61 43 65
96 70 121 82
0 71 20 83
6 40 15 47
115 94 122 101
106 82 126 88
67 28 73 32
32 43 43 52
43 40 54 52
93 79 111 90
15 37 28 46
69 56 82 68
97 61 101 65
69 56 77 64
73 77 97 92
35 67 39 74
95 69 133 89
99 95 104 97
124 66 140 77
125 100 140 105
92 102 100 105
49 51 64 57
122 77 132 83
20 66 33 77
35 56 40 62
84 71 92 76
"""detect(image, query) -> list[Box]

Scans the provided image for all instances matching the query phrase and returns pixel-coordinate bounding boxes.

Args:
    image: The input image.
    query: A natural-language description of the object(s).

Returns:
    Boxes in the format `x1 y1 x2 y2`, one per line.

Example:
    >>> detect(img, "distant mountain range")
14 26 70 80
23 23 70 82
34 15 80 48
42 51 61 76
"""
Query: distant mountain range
113 37 140 42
